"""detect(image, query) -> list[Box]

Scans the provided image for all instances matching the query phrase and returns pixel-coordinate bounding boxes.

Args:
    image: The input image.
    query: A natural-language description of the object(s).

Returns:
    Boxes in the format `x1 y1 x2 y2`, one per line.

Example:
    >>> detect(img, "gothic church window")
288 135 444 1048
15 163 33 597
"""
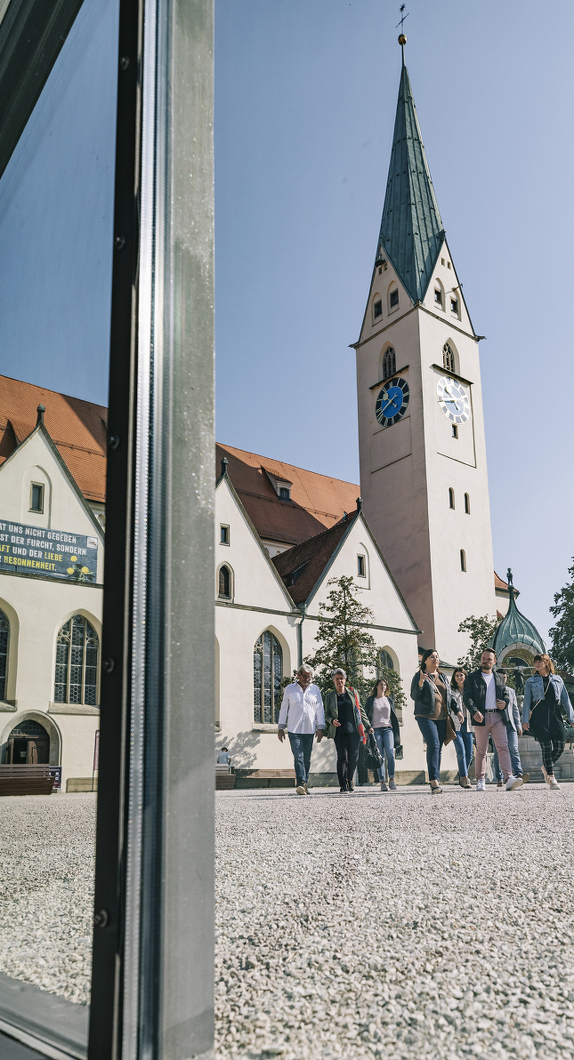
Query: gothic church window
0 609 9 701
253 631 283 724
218 565 232 599
382 347 396 379
54 615 99 705
443 343 455 373
379 649 395 672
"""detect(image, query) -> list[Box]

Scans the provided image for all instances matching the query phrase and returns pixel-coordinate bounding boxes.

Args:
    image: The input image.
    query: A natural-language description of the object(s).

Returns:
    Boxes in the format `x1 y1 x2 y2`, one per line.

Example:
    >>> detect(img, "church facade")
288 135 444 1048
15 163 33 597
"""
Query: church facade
1 44 529 787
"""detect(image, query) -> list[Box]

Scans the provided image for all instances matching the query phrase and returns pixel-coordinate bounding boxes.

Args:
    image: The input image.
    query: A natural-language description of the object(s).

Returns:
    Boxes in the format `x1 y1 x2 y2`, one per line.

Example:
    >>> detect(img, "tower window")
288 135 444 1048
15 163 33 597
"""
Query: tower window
382 347 396 379
389 289 399 308
357 555 366 578
441 257 445 266
451 298 459 314
464 493 470 514
448 488 455 510
460 549 467 572
30 483 44 513
220 524 230 545
434 288 443 306
452 425 458 439
447 261 451 269
373 299 382 319
218 565 231 599
443 342 455 372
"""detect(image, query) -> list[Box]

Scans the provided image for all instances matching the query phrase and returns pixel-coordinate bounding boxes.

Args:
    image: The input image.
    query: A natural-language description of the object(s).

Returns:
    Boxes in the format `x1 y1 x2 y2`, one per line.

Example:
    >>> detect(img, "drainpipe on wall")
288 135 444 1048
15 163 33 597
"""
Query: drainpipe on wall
298 603 306 669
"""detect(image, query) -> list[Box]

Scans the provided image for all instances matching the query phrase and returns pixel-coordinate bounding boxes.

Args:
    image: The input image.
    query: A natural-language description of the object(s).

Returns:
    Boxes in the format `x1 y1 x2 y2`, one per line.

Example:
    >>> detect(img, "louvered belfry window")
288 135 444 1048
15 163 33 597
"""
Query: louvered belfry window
54 615 99 705
382 347 396 379
0 609 9 701
253 631 282 724
443 342 455 373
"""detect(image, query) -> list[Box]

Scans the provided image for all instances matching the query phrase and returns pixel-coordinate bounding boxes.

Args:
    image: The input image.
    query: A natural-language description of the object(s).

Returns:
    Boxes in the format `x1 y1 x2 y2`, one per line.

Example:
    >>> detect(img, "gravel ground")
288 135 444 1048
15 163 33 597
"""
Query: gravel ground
215 784 574 1060
2 784 574 1060
0 793 95 1004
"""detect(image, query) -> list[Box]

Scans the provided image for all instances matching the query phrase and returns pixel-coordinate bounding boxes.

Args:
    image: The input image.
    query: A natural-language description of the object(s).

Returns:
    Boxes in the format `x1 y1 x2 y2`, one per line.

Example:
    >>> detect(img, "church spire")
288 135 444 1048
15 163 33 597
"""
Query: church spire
377 39 445 304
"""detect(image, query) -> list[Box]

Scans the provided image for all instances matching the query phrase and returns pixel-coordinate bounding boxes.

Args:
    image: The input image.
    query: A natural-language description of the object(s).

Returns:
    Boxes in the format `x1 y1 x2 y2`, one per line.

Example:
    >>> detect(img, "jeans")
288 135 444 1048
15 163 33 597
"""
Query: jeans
334 730 360 788
288 732 314 786
416 716 447 782
474 713 512 781
373 726 395 780
492 727 523 781
453 720 474 778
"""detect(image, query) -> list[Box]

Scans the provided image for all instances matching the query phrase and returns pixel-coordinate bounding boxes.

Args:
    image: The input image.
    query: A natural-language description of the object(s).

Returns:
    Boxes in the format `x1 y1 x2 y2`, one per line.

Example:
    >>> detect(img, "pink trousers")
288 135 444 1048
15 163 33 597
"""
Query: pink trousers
474 712 512 781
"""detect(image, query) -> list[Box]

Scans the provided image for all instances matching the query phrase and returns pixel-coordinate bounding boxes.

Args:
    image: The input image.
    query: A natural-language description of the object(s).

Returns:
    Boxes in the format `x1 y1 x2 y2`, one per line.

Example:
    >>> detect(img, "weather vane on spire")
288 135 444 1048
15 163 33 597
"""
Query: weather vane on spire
396 4 409 48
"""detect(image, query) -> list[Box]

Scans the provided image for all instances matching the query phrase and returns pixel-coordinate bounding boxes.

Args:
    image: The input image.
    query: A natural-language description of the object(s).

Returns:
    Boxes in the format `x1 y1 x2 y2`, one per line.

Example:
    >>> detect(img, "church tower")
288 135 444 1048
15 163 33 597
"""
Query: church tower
354 37 496 664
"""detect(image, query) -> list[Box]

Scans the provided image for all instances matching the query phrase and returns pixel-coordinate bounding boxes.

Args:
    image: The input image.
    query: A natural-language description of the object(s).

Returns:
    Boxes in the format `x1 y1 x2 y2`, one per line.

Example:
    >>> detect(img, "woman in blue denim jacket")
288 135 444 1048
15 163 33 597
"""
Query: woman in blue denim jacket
522 653 574 789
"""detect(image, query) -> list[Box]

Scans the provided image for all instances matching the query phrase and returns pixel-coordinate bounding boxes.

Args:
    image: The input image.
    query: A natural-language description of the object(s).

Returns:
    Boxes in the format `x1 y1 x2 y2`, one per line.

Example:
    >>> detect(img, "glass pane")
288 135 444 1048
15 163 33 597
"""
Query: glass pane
0 0 117 1052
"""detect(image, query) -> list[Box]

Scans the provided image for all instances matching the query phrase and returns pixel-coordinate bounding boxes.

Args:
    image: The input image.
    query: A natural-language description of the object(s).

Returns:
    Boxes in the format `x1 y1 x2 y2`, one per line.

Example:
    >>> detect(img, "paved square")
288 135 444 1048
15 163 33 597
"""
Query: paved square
216 784 574 1059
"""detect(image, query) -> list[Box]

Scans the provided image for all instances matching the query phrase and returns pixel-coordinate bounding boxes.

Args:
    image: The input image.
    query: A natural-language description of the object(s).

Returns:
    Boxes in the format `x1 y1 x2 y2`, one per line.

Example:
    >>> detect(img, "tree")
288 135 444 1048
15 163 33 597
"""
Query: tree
457 614 499 672
549 556 574 673
303 575 406 709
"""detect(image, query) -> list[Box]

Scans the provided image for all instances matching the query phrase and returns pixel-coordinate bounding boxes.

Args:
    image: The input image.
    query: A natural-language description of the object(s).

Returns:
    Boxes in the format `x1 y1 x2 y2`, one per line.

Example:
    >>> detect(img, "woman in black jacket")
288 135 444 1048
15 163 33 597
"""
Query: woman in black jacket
365 678 401 791
410 649 462 794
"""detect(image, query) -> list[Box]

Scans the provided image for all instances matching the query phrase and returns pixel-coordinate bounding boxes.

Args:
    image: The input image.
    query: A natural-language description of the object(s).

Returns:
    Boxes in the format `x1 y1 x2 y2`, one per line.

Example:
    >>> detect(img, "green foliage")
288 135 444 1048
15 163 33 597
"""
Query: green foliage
304 575 406 709
457 614 499 672
549 556 574 673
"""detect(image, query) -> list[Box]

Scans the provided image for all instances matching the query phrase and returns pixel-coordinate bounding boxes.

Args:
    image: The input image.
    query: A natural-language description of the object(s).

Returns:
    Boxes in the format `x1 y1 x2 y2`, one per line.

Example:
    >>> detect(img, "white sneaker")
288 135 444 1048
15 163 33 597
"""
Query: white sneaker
476 779 486 791
505 775 523 791
549 776 560 789
296 785 306 795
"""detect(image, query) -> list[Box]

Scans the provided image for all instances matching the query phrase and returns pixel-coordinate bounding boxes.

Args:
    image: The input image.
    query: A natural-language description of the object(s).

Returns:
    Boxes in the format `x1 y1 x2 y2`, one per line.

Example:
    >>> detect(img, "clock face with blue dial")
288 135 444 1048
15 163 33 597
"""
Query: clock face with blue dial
436 377 470 423
375 376 410 427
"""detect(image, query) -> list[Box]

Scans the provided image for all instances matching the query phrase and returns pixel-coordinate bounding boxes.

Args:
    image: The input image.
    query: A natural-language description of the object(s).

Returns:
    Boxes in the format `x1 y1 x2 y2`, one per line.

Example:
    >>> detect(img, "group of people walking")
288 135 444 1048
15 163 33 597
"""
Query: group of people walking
276 650 574 794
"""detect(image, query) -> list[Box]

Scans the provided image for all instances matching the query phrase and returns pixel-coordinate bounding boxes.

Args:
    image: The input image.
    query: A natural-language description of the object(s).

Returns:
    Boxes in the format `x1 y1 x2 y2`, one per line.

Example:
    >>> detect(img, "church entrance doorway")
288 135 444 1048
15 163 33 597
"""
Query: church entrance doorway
5 720 50 764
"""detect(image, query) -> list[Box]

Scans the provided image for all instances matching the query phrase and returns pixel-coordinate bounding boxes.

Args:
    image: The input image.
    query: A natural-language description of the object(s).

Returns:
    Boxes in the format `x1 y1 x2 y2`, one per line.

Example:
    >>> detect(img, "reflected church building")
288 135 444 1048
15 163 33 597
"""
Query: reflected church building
0 49 548 787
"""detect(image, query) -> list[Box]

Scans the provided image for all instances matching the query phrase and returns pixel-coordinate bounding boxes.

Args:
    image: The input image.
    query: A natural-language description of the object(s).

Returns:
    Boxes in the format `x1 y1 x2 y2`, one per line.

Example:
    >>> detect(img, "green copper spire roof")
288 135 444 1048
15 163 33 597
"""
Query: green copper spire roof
377 54 445 304
491 569 546 657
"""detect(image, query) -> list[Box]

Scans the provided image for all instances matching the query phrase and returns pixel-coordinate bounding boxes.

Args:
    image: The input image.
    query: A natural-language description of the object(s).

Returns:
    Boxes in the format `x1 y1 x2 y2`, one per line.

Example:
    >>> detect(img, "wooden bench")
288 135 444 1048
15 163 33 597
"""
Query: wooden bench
0 765 54 796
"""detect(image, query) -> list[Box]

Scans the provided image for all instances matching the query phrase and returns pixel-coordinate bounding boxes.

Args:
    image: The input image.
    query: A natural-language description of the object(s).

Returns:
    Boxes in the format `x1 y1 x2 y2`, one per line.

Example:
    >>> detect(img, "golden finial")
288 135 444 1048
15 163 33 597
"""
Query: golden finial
397 5 409 47
398 33 407 45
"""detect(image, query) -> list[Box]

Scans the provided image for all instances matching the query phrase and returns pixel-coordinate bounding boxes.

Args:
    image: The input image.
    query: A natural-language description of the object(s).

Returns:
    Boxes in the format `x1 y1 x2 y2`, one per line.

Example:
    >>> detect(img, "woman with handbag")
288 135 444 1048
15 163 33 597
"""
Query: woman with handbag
324 668 373 793
450 668 473 789
522 654 574 790
410 649 462 794
365 678 401 791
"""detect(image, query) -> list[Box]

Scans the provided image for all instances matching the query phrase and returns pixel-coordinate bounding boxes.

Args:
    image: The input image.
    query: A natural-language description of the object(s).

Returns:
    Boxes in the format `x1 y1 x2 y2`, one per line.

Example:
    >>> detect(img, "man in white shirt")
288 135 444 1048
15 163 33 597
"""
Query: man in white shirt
278 664 325 795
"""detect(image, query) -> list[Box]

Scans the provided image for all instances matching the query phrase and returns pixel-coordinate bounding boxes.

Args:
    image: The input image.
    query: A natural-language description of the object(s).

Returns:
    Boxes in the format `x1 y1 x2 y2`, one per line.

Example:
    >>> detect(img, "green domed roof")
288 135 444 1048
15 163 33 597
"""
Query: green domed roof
491 569 546 656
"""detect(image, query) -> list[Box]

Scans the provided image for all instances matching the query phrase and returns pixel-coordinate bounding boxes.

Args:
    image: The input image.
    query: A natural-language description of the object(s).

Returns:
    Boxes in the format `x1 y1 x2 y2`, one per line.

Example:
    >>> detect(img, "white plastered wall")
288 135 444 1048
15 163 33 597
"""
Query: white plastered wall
0 431 103 789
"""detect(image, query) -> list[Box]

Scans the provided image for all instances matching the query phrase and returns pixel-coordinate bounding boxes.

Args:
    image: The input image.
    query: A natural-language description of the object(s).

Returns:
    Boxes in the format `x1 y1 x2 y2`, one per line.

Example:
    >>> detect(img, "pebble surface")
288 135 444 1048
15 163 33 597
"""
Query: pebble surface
215 784 574 1060
0 793 95 1005
1 784 574 1060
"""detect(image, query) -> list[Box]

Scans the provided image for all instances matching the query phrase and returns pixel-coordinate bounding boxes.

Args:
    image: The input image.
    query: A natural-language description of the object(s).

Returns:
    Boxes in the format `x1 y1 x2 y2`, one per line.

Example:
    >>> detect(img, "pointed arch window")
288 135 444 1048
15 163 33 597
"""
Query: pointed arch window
0 609 9 701
379 649 395 672
54 615 99 705
382 347 396 380
218 565 232 599
254 631 283 724
448 488 455 510
443 343 455 373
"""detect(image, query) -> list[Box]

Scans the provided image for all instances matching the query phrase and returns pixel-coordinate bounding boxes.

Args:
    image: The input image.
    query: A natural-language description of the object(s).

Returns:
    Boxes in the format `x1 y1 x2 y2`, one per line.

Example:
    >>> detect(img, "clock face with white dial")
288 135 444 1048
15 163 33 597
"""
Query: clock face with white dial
437 377 470 424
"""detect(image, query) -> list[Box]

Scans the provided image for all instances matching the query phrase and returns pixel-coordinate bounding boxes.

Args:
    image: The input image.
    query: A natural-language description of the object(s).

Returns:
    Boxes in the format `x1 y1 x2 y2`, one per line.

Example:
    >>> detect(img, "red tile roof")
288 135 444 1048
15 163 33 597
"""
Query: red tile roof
272 514 356 604
0 375 107 502
217 443 359 547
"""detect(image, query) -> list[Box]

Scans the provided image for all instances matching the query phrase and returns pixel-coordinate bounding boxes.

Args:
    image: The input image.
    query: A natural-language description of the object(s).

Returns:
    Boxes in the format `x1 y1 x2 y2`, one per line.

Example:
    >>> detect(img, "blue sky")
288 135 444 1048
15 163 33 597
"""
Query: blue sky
0 0 573 643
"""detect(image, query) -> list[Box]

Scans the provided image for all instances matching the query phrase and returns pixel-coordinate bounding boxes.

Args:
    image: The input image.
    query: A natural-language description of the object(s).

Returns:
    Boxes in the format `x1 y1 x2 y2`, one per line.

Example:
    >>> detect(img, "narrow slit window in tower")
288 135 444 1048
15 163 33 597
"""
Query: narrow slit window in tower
460 549 466 572
464 493 470 514
448 488 455 510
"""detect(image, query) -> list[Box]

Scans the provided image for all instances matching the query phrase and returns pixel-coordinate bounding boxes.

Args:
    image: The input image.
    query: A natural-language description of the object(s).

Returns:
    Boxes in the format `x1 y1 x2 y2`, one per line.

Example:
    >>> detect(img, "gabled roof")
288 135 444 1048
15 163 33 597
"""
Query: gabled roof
216 443 359 548
0 375 107 502
272 511 358 605
377 55 445 304
491 569 545 656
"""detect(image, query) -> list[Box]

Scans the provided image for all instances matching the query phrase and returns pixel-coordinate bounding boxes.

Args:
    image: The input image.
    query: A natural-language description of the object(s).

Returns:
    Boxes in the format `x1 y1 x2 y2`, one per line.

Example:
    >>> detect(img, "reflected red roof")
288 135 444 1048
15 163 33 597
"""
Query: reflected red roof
0 375 107 502
217 443 359 547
